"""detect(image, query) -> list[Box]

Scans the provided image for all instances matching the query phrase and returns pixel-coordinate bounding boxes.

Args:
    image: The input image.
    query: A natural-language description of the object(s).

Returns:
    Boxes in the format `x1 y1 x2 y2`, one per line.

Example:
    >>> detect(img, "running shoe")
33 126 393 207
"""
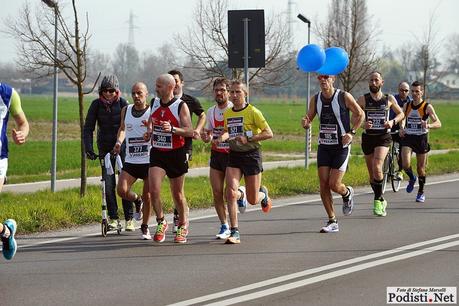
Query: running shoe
125 219 135 232
342 186 354 216
173 210 179 233
174 225 188 243
416 193 425 203
140 223 152 240
380 199 387 216
395 172 403 181
320 220 339 233
2 219 17 260
133 198 143 221
154 220 168 243
216 224 231 239
225 229 241 244
237 186 248 213
374 199 387 217
108 219 119 231
259 185 272 213
406 176 417 193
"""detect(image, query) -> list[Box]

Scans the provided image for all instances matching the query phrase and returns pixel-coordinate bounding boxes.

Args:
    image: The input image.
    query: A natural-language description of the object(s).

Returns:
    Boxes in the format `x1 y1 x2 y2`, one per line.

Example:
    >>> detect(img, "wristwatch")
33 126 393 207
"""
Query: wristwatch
171 126 176 134
350 129 356 135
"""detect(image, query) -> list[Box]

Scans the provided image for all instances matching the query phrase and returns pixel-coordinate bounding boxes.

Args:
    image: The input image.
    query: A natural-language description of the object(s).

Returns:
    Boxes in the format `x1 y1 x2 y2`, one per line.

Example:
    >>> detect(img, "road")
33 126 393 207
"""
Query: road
1 173 458 306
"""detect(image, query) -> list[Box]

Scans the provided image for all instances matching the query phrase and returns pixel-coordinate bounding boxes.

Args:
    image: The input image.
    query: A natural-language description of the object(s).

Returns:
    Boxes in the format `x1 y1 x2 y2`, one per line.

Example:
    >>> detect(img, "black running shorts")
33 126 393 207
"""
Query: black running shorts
149 147 188 178
122 162 149 180
317 145 350 172
401 134 430 154
209 150 229 173
228 149 263 176
361 133 392 155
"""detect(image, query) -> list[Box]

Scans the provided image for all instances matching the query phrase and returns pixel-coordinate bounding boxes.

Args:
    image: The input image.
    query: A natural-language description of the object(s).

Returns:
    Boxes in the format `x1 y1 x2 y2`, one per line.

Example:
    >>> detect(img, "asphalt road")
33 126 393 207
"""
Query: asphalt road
1 173 458 306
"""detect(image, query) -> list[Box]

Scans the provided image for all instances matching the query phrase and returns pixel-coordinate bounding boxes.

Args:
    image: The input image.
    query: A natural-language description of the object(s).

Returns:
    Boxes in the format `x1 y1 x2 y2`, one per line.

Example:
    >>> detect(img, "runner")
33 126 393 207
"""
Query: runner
144 74 193 243
201 77 247 239
214 80 273 244
168 69 206 233
0 82 29 260
357 71 404 217
114 82 152 238
390 81 412 180
400 80 441 202
302 74 364 233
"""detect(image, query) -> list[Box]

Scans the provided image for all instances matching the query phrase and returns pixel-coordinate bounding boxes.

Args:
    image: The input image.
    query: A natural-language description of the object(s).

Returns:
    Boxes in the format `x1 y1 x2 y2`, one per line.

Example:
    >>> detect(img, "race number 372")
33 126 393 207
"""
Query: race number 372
387 287 457 304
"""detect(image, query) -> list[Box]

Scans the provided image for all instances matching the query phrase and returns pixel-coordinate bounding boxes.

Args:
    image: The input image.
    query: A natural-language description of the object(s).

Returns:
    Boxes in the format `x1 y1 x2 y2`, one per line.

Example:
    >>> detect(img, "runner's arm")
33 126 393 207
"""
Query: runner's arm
344 92 364 132
387 95 404 129
302 96 316 129
426 104 441 129
10 89 29 145
114 106 127 154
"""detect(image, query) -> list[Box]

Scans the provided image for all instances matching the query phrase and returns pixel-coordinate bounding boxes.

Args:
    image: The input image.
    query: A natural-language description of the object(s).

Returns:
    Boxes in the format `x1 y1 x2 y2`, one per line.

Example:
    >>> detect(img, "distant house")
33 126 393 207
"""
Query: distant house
431 71 459 99
437 72 459 89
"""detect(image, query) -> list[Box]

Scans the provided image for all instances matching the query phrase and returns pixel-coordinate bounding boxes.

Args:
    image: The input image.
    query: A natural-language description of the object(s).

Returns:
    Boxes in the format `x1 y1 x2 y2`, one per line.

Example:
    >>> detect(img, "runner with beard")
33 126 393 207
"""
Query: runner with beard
357 72 404 217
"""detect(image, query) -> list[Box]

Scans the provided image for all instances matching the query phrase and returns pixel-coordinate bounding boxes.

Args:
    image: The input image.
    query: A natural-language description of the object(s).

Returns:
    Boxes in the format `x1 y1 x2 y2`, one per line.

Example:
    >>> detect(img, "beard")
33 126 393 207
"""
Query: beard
369 85 380 93
215 97 226 105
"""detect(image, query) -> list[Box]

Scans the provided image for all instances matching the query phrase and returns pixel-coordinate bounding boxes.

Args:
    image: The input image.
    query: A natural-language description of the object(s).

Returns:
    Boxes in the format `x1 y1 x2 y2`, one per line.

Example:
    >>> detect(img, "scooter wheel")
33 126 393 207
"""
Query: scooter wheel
101 220 108 237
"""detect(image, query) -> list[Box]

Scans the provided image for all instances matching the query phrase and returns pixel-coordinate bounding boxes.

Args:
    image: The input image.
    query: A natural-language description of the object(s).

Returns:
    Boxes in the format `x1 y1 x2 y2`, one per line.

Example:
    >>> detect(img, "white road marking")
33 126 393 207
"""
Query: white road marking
203 239 459 306
168 234 459 306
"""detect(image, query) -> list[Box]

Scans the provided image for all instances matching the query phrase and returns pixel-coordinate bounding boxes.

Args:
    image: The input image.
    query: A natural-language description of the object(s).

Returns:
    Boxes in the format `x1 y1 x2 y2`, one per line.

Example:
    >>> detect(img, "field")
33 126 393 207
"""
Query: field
2 95 459 234
5 95 459 183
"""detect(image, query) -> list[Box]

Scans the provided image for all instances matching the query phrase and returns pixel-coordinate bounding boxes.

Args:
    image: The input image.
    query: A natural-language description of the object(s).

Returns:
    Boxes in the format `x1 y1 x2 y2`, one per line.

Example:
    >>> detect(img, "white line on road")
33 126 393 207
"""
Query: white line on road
203 239 459 306
168 233 459 306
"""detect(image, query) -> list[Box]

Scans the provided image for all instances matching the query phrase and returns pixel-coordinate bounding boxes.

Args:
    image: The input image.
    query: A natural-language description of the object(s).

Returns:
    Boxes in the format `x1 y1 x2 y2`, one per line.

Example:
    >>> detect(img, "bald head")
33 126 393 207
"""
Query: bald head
398 81 410 99
156 74 175 100
131 82 149 107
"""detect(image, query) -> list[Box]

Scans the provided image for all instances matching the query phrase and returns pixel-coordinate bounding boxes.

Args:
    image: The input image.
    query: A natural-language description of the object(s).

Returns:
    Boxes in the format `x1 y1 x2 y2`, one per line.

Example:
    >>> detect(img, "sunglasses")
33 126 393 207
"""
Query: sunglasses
399 89 409 92
317 75 330 80
103 88 116 93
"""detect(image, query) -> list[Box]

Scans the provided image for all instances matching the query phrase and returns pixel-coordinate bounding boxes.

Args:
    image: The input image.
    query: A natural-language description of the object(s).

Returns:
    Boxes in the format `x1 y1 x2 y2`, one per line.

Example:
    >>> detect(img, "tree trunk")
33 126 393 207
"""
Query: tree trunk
78 87 87 196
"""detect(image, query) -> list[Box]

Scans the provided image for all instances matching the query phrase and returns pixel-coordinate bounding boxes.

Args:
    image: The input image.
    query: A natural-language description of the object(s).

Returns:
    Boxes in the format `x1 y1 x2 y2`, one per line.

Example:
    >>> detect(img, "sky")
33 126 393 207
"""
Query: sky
0 0 458 63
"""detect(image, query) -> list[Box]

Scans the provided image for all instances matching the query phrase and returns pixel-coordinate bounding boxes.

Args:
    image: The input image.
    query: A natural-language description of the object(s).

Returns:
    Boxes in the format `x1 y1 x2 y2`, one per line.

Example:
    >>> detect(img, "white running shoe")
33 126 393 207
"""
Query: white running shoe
320 220 339 233
237 186 248 213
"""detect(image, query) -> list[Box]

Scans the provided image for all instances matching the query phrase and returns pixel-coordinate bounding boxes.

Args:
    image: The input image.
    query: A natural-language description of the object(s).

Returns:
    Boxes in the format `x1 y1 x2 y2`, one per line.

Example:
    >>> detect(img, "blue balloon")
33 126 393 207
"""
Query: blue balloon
296 44 326 72
316 47 349 75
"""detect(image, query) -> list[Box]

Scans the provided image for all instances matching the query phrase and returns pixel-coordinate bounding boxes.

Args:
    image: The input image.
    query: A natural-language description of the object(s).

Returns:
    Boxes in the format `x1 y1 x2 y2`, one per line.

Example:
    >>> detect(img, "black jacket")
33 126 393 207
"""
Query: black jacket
83 97 128 155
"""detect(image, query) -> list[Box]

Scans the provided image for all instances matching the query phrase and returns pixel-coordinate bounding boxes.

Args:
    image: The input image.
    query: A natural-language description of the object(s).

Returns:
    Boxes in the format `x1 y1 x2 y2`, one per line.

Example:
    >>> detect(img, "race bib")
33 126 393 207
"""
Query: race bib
227 117 244 138
367 111 386 129
152 125 172 149
213 126 229 150
406 117 422 133
319 124 339 145
127 137 149 157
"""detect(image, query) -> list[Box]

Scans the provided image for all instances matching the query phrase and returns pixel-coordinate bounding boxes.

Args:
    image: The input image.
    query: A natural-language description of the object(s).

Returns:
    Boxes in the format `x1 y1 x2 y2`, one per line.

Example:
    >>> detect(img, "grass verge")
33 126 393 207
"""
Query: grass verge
2 151 459 234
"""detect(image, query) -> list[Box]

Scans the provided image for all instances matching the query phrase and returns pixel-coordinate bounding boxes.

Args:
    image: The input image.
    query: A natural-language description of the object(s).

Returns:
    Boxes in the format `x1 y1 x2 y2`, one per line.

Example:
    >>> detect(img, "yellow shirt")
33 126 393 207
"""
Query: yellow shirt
223 103 270 152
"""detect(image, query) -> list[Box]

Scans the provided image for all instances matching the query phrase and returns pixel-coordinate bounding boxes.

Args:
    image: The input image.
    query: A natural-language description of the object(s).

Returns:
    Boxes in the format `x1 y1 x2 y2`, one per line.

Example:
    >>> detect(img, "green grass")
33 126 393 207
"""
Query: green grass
2 150 459 234
6 96 459 183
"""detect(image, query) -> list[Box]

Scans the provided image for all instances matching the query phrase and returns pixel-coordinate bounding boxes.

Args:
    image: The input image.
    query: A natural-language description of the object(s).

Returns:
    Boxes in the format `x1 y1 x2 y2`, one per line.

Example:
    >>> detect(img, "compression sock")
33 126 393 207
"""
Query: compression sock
373 179 383 200
405 167 416 181
418 176 426 194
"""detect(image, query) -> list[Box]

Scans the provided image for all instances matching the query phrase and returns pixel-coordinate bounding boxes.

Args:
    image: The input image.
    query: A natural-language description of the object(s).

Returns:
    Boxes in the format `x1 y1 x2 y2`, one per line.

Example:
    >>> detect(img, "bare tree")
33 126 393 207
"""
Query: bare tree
4 0 99 196
175 0 293 90
443 33 459 72
413 9 442 98
112 43 140 93
316 0 379 92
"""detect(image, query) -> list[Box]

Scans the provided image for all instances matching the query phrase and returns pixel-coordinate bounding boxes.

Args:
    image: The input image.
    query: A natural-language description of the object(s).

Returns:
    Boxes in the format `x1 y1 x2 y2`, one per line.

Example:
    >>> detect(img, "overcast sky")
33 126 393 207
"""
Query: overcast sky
0 0 457 63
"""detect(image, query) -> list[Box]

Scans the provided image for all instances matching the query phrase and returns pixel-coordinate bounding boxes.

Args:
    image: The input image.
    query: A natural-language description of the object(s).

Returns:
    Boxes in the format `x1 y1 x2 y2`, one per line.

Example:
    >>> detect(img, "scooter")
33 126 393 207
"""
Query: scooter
100 152 122 237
